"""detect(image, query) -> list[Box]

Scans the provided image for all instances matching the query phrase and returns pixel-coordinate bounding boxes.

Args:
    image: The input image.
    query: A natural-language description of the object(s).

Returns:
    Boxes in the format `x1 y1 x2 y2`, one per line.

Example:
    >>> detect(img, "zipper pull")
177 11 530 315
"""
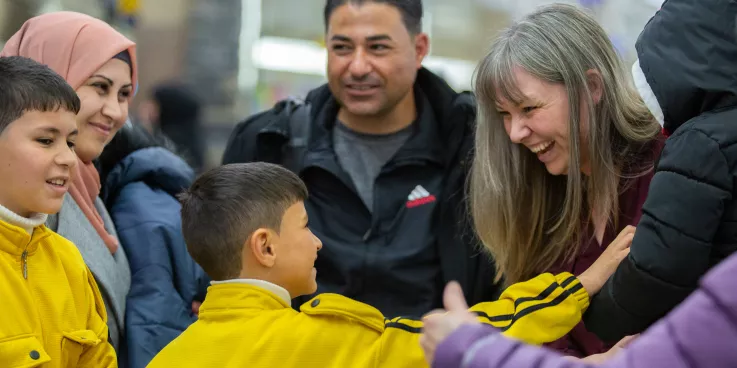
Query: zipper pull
21 250 28 279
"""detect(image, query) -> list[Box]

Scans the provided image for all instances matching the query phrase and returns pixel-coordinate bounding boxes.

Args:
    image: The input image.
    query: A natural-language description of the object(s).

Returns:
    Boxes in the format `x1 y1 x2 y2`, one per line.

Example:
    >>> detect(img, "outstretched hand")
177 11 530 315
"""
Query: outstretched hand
579 225 635 297
420 281 479 365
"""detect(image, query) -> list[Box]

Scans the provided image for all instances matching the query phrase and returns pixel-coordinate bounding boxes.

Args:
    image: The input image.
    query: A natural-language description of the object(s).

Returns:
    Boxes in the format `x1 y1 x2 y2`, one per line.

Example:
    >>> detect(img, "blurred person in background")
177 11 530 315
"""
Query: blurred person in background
223 0 500 318
1 11 136 360
0 0 42 41
136 82 207 173
98 120 210 368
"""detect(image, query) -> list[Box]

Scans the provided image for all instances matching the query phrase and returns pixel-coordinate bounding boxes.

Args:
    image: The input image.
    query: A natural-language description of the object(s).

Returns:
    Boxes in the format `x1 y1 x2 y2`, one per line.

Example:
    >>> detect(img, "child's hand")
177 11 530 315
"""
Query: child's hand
578 225 635 297
420 282 479 365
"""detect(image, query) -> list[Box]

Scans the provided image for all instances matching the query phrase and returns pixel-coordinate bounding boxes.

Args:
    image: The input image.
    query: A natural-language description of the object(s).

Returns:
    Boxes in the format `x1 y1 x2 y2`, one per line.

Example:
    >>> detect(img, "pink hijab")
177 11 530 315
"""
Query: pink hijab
1 12 138 254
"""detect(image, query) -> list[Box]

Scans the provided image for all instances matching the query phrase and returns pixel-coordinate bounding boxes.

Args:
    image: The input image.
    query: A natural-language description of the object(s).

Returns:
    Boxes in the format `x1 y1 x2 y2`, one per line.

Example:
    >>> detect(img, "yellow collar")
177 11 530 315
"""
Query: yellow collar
199 284 386 333
200 283 292 314
0 219 52 257
210 279 291 305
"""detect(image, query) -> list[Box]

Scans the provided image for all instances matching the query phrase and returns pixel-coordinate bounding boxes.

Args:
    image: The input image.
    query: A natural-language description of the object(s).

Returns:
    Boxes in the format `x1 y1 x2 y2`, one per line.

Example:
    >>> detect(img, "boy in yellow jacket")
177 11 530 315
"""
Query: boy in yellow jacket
0 56 116 367
148 162 632 368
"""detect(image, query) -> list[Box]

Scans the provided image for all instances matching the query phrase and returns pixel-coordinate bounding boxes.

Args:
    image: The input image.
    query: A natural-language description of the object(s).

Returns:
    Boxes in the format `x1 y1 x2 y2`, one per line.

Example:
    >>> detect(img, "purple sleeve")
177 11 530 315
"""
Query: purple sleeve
432 254 737 368
602 258 737 368
434 323 594 368
432 324 499 368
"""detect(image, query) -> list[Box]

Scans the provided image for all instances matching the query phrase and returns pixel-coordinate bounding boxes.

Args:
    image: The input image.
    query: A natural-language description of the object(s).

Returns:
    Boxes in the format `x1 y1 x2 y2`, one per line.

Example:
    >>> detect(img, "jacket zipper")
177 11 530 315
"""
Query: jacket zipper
21 237 31 279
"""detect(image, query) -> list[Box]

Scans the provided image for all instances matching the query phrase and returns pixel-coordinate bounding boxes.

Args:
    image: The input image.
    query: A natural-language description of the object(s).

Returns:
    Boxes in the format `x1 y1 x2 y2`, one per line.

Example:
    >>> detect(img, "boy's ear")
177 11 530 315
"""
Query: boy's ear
248 228 277 268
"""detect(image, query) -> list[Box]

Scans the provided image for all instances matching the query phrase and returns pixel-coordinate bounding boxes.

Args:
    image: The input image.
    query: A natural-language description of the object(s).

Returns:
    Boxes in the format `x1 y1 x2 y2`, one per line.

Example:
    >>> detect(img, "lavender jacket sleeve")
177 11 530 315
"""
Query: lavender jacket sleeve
433 252 737 368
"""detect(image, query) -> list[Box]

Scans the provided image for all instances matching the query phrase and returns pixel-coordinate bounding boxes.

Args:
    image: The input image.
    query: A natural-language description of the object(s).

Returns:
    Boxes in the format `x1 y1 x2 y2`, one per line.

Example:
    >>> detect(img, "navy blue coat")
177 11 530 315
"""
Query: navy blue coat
104 146 209 368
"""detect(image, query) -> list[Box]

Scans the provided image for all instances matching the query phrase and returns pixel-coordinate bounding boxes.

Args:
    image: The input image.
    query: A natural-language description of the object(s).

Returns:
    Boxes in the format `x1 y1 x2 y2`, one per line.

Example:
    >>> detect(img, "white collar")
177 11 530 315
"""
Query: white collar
0 203 48 235
211 278 291 305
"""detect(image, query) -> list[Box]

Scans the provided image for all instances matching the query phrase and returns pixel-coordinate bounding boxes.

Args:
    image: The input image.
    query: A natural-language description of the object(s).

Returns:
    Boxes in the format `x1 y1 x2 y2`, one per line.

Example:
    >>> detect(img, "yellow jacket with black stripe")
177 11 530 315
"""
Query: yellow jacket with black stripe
0 220 117 368
147 272 588 368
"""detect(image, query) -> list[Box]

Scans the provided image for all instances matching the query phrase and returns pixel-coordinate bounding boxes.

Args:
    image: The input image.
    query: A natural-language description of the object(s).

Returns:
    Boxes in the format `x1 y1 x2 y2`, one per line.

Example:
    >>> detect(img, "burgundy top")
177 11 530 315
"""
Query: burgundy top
544 137 664 357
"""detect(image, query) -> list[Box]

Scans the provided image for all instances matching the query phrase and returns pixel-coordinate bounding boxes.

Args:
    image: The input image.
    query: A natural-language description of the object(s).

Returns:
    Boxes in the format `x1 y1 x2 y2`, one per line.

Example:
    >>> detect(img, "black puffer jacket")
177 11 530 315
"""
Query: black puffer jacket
585 0 737 342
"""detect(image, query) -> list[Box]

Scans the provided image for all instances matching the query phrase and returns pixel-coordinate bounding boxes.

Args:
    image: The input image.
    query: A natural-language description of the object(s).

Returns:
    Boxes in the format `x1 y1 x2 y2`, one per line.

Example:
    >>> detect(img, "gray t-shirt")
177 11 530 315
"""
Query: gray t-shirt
333 122 413 212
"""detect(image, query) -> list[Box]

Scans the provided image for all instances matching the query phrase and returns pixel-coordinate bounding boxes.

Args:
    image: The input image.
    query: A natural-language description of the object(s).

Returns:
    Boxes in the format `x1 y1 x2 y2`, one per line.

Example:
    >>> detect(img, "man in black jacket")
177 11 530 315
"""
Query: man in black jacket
585 0 737 342
222 0 499 317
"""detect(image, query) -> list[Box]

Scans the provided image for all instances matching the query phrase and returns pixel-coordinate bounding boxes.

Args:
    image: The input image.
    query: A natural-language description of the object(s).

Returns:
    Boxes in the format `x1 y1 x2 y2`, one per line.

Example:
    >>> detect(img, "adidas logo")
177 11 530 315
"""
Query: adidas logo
406 185 436 208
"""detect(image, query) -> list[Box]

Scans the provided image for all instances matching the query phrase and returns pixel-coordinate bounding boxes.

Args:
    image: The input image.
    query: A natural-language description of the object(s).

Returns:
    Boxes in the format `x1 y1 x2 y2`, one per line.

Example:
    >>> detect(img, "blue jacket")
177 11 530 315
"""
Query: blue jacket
103 147 209 368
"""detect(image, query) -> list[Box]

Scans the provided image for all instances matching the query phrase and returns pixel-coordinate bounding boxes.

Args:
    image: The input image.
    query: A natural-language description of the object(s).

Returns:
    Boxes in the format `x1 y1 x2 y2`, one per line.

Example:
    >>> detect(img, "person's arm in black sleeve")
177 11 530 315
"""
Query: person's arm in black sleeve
585 128 732 342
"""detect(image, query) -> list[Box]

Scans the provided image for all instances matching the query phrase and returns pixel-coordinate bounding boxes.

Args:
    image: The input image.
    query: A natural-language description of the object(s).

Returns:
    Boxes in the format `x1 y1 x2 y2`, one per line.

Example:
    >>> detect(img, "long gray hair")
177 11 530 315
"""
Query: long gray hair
471 3 660 284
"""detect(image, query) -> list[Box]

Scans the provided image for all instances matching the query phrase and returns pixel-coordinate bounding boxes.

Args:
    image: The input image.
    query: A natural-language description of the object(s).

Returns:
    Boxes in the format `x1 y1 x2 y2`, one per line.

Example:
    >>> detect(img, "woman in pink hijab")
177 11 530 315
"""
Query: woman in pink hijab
1 11 136 356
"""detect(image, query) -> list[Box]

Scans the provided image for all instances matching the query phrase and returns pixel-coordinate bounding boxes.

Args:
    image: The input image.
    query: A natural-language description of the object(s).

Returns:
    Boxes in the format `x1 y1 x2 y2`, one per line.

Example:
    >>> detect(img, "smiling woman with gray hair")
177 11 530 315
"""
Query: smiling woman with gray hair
468 3 662 357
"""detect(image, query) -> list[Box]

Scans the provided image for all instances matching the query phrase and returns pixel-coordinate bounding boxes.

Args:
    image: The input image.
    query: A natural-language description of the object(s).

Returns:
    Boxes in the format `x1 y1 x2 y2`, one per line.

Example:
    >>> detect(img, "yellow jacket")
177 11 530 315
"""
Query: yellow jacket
148 272 587 368
471 271 590 345
0 220 117 367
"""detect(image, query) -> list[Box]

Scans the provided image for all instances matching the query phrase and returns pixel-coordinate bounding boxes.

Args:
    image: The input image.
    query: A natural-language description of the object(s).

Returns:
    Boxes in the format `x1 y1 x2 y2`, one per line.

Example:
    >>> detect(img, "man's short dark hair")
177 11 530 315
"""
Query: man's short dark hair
0 56 80 135
178 163 308 281
324 0 423 35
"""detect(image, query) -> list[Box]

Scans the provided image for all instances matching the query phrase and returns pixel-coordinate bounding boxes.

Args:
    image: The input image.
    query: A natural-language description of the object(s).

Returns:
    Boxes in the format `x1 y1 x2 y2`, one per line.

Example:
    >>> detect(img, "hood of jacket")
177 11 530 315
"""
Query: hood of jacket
104 147 194 204
635 0 737 133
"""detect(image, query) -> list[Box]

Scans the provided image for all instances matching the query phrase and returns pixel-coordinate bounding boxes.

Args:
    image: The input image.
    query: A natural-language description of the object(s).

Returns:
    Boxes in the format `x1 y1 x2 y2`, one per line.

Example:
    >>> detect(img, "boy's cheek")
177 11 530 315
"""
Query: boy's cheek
47 200 65 214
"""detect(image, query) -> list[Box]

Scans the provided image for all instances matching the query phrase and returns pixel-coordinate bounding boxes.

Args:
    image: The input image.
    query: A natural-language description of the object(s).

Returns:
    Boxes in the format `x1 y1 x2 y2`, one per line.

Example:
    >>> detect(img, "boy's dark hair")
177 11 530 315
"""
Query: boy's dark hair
0 56 80 134
324 0 423 35
178 162 308 281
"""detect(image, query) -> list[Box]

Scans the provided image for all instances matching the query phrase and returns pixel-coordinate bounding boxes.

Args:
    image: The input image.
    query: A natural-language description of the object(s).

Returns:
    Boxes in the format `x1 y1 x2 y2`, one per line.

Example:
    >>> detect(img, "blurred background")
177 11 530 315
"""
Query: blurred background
0 0 663 170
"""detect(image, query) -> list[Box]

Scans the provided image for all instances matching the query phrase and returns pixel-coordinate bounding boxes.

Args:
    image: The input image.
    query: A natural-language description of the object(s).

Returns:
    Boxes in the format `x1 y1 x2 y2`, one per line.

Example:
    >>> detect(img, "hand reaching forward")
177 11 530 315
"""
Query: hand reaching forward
420 281 479 365
578 225 635 297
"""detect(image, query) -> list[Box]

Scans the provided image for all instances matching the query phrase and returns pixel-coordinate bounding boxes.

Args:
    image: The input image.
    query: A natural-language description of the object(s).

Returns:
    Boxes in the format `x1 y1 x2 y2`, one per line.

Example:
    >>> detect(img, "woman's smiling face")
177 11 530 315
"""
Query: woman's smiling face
73 58 133 162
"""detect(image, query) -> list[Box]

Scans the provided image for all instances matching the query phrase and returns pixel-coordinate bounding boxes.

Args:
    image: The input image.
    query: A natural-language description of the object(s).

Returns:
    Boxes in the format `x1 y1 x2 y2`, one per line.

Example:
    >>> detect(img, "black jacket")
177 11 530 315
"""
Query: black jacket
222 68 499 316
585 0 737 342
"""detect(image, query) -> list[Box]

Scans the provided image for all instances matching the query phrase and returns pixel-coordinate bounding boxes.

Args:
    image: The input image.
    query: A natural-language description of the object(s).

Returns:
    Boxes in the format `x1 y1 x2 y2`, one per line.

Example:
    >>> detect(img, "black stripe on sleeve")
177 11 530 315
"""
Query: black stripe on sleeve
560 275 578 288
476 276 583 329
501 287 576 332
384 321 422 334
474 311 514 323
512 275 575 309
